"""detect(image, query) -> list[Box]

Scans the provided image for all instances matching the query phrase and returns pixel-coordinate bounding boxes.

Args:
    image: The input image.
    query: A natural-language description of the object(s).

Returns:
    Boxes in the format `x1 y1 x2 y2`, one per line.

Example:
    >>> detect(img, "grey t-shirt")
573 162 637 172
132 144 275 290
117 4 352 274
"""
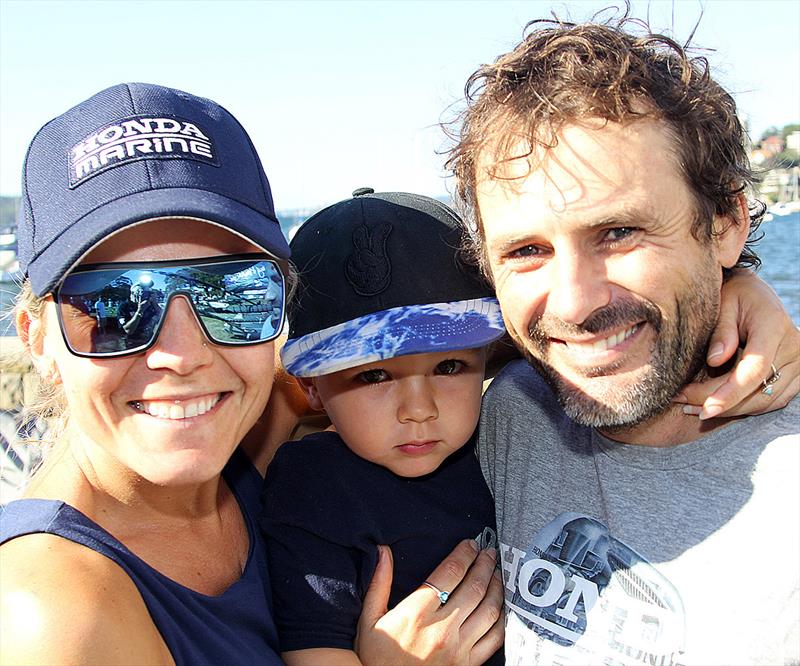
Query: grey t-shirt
479 360 800 665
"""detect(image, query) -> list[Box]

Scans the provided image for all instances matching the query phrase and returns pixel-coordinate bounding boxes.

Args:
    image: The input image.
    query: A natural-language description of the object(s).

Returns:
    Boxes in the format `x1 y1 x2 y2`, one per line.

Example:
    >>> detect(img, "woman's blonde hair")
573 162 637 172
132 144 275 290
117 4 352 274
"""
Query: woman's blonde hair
9 280 68 443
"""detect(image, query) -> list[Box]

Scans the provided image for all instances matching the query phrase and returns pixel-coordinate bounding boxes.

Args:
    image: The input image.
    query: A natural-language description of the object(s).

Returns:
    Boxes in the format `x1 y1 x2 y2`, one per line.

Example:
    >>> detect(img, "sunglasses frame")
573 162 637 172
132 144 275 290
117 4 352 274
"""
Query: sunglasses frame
54 253 286 358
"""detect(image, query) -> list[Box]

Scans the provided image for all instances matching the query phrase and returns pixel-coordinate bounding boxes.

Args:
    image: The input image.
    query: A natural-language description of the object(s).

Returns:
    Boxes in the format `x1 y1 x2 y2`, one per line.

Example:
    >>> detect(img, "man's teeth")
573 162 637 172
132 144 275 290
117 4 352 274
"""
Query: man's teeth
565 324 639 354
135 395 221 420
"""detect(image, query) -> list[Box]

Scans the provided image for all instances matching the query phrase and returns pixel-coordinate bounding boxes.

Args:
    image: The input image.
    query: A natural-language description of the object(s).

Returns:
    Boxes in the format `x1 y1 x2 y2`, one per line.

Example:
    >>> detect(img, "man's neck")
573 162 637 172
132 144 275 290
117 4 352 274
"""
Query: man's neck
599 401 733 446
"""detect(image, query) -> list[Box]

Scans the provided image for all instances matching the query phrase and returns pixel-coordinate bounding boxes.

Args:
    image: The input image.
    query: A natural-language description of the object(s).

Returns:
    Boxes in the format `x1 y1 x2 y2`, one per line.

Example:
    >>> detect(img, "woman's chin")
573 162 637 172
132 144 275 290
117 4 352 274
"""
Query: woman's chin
125 447 234 488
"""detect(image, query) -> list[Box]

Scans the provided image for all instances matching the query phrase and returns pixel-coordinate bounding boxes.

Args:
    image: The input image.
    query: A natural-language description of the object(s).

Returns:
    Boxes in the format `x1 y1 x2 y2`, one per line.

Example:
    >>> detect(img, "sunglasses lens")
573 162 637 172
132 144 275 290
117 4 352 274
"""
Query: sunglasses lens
192 260 285 344
57 257 285 356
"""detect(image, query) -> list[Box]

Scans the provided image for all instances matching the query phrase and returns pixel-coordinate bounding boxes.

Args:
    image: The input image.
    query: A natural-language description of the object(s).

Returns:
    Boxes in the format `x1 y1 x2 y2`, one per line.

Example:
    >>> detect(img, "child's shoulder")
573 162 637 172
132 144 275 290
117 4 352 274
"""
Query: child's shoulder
261 431 390 531
266 431 371 490
271 431 347 469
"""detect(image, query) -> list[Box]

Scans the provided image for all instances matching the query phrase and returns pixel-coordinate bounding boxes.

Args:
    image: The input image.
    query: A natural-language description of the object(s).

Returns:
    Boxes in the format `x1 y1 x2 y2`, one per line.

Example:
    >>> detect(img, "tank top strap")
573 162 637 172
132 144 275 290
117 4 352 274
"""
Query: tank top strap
1 497 123 550
0 449 281 665
1 447 260 552
222 446 264 515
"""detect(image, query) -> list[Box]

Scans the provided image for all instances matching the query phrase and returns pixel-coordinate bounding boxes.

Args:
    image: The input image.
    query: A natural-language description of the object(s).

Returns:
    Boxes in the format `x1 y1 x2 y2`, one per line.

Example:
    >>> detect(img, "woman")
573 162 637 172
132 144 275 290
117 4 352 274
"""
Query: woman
0 82 505 666
0 83 796 666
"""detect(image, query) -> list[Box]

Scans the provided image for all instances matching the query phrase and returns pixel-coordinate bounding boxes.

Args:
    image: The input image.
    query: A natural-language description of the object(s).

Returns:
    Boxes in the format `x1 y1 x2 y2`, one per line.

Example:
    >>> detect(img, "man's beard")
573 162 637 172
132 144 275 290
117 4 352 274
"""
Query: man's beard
519 282 720 430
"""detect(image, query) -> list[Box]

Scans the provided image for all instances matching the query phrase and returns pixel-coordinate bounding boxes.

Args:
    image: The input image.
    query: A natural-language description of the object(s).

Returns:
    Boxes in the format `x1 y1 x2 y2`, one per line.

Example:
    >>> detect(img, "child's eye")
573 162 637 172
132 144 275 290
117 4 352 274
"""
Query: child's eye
357 368 390 384
435 359 465 375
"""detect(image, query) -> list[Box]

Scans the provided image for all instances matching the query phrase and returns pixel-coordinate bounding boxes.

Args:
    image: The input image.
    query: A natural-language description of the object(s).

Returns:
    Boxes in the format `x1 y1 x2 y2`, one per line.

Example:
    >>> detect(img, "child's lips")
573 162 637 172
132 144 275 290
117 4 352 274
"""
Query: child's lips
396 440 438 455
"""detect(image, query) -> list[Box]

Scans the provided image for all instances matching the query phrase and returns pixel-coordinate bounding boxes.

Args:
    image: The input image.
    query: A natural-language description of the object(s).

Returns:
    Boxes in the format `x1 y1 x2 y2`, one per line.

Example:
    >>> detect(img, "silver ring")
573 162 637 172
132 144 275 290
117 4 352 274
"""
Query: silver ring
422 581 450 605
761 363 781 396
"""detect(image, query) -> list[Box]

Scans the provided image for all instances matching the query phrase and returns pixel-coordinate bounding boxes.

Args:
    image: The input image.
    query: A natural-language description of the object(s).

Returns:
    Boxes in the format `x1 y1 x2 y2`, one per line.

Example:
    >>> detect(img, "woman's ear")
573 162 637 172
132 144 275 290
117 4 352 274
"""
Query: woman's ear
714 193 752 269
16 304 61 385
294 376 324 412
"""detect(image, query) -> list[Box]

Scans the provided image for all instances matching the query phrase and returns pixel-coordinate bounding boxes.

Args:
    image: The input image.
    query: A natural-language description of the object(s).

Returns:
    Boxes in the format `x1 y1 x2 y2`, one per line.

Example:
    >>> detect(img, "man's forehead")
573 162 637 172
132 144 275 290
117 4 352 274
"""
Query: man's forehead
474 118 686 224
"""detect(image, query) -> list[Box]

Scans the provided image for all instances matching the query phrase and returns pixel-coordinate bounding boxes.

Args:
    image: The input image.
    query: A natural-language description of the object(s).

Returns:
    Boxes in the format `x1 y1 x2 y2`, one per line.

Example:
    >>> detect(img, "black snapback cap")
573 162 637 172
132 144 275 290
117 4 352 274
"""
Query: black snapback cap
281 188 505 377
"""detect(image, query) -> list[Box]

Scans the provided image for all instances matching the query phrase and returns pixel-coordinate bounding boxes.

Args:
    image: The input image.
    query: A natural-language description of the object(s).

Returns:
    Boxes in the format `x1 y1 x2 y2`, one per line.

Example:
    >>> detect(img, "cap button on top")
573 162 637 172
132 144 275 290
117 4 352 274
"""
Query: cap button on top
352 187 374 197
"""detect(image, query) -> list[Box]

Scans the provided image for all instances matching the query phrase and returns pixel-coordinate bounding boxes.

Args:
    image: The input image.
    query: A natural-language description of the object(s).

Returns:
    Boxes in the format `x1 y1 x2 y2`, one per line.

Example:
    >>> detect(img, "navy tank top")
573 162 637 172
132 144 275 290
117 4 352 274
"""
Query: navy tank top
1 448 282 665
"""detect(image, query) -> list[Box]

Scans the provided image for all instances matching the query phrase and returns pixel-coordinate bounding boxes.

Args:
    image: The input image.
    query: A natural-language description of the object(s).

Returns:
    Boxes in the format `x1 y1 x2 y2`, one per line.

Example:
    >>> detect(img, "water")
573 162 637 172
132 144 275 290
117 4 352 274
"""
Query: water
282 211 800 325
2 212 799 335
753 211 800 325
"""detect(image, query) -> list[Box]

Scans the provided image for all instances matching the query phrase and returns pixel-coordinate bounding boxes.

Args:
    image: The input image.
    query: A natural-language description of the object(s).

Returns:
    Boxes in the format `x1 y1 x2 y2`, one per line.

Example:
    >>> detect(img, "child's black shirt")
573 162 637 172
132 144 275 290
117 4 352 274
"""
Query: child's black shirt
260 430 497 654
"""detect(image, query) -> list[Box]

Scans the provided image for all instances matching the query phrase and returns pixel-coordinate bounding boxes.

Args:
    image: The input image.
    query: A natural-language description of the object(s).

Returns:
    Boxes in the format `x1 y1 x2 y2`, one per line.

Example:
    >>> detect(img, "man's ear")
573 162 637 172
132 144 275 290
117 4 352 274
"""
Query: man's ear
713 193 751 269
294 376 325 412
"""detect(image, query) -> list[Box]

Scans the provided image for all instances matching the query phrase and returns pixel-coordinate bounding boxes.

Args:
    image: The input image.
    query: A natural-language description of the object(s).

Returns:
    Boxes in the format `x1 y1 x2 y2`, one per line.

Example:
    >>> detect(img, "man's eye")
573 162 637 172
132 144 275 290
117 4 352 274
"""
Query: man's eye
507 244 541 259
357 369 389 384
604 227 638 243
435 359 465 375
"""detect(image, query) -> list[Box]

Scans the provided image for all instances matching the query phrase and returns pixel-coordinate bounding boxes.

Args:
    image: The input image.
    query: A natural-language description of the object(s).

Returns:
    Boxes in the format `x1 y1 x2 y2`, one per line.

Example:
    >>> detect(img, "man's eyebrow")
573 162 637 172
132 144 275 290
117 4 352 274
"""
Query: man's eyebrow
490 210 650 243
583 210 650 230
487 233 540 254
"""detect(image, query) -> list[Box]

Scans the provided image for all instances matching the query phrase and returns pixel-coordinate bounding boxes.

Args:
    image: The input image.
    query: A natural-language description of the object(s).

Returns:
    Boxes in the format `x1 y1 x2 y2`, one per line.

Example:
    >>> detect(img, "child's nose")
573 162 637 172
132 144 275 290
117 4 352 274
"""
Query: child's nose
397 378 438 423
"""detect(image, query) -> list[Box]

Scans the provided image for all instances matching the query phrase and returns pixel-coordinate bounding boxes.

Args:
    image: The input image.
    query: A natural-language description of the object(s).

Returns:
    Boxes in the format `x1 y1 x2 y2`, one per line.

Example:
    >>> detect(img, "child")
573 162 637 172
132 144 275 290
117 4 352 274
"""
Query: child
260 188 506 665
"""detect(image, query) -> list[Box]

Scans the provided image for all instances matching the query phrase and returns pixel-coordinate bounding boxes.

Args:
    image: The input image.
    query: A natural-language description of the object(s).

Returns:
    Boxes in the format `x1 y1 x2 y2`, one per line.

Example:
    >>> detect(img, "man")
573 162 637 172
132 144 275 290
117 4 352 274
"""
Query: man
93 296 106 334
118 283 162 341
446 13 799 664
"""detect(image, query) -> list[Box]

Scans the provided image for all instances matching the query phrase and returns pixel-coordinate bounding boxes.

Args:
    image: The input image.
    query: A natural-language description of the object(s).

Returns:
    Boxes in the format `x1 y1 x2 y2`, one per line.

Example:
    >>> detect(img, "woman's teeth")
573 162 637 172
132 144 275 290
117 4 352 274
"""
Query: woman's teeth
131 395 221 420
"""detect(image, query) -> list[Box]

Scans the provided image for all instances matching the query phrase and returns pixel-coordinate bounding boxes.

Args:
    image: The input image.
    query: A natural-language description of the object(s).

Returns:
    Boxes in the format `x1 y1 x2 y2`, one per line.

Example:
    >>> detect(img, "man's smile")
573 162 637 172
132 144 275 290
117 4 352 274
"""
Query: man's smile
551 323 642 356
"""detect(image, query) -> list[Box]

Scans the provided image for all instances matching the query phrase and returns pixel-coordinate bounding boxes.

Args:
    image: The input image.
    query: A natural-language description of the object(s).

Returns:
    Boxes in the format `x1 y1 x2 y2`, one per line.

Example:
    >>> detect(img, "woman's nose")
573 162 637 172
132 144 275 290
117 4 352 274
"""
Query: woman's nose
145 296 213 374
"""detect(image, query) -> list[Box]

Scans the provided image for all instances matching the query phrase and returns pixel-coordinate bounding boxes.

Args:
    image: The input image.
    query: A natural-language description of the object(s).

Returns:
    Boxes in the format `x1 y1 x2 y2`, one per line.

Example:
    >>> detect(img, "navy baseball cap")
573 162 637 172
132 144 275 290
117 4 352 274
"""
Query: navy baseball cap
281 188 505 377
18 82 290 296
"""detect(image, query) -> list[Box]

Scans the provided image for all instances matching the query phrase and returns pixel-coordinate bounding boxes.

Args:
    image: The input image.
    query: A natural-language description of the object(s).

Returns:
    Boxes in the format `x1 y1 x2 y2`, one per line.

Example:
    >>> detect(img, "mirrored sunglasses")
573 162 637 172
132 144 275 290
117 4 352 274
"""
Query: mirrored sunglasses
54 253 286 357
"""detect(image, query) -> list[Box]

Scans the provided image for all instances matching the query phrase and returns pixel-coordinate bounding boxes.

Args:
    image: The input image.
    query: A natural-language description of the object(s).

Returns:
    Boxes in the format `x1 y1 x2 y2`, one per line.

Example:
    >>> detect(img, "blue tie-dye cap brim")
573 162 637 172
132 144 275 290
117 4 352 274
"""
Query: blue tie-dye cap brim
281 297 506 377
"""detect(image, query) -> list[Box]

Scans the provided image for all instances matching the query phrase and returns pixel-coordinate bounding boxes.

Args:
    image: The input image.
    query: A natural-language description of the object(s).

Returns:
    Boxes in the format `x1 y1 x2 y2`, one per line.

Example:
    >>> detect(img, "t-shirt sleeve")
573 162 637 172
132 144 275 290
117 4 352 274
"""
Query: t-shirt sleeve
263 522 365 651
259 437 376 652
477 373 503 498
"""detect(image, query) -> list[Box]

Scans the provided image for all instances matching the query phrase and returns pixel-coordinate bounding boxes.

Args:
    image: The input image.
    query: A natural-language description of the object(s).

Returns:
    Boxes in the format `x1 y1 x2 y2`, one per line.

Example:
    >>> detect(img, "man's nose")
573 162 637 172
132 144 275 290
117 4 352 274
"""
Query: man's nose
145 296 213 374
397 378 439 424
547 249 611 325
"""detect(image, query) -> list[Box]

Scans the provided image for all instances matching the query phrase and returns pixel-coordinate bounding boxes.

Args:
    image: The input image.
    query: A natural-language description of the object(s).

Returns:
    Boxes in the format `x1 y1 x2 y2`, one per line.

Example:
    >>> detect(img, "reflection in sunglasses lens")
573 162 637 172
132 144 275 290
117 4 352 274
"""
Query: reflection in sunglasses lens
56 257 285 356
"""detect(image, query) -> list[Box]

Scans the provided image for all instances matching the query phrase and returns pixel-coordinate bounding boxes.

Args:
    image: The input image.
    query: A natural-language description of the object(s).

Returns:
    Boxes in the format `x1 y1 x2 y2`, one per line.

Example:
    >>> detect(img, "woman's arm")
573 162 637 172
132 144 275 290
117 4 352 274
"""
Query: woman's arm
356 541 504 665
1 534 172 665
242 337 317 476
675 270 799 418
283 648 362 666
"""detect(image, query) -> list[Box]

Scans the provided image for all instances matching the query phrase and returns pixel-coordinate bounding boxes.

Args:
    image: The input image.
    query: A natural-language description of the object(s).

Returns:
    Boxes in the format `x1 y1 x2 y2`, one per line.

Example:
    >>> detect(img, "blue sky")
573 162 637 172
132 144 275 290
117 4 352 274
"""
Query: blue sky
1 0 798 210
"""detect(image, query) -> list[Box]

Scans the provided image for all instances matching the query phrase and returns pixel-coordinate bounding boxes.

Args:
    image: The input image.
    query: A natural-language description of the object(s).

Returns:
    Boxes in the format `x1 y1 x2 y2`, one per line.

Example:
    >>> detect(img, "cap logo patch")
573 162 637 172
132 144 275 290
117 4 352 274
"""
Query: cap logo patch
68 115 218 187
345 222 392 296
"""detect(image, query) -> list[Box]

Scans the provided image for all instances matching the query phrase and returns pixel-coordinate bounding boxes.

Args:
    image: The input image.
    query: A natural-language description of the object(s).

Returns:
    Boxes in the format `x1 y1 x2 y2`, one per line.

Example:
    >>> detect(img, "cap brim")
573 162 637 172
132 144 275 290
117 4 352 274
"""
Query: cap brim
282 297 506 377
27 187 290 296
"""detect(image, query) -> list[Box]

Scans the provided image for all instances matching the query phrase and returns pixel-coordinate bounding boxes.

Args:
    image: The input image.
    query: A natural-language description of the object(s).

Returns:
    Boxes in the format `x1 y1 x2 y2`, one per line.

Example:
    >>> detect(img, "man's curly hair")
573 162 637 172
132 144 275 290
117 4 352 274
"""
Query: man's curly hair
445 6 763 276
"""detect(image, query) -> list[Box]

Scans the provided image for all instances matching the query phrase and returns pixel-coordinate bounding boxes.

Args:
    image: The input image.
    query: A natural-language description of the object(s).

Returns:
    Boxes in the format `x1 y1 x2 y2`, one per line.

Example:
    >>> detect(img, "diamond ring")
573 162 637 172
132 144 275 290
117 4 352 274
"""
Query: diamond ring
421 581 450 605
761 363 781 396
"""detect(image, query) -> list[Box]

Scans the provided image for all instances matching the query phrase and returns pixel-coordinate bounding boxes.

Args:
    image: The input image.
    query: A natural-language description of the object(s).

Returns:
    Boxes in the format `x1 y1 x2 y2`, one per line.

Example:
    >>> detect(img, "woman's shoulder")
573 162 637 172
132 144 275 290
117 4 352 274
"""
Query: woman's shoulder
1 532 172 664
